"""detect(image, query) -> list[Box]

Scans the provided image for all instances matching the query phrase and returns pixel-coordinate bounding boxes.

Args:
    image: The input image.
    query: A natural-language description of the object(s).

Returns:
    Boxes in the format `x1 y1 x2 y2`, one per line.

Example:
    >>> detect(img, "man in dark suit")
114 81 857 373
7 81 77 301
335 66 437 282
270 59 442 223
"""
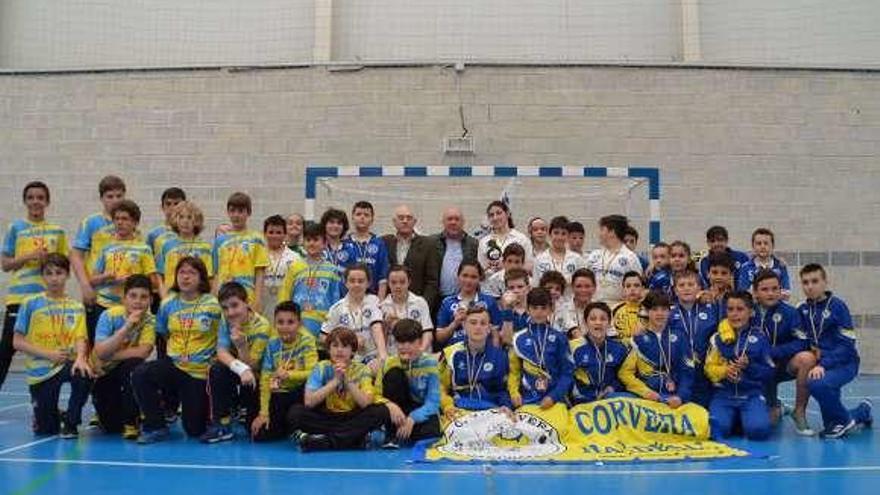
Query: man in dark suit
383 205 441 311
429 206 479 304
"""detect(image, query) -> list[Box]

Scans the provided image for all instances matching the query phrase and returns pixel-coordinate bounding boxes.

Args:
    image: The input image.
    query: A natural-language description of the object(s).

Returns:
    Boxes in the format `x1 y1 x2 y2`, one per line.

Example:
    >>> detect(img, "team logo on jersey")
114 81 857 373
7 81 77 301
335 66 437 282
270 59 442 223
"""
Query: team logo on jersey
340 315 350 325
566 263 576 273
411 309 421 319
336 251 350 263
483 362 494 373
619 258 628 267
548 334 557 343
669 334 679 343
698 312 708 320
748 335 758 344
606 354 615 363
363 309 372 319
772 313 783 323
823 310 831 318
200 316 212 328
66 315 76 327
367 244 379 255
450 302 461 312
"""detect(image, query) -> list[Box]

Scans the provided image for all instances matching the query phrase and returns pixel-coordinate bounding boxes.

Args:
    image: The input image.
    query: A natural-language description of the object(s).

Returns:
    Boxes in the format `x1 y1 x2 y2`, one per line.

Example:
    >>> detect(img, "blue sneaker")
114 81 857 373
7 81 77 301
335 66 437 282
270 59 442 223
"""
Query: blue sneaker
366 429 385 450
199 424 235 444
137 427 170 444
822 419 856 439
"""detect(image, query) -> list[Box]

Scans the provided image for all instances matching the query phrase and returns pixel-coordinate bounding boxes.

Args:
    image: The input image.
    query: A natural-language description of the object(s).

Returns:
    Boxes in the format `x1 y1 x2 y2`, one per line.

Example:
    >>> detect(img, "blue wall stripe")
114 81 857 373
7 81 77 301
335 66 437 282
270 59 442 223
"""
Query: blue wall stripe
404 166 427 177
494 166 518 177
539 167 562 177
359 166 383 177
449 166 472 177
649 221 661 245
584 167 607 177
305 166 338 199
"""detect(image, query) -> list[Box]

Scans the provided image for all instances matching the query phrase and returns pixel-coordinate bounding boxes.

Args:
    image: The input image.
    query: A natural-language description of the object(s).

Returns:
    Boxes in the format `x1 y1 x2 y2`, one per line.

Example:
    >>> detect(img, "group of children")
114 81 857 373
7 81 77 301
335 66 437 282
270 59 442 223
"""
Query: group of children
0 176 872 452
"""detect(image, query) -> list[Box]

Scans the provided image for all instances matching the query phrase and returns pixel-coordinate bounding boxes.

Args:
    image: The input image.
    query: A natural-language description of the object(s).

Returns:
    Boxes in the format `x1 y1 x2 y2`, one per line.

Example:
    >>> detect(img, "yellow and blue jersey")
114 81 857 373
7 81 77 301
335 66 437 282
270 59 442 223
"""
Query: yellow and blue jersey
305 360 375 413
157 236 214 288
704 320 775 399
440 341 511 411
668 302 718 364
507 323 574 405
756 301 808 364
146 224 174 260
73 213 115 275
570 337 628 404
217 311 272 369
797 291 858 370
13 294 87 385
156 293 222 379
212 230 269 305
93 305 156 372
276 257 342 337
375 354 441 422
92 238 157 308
619 326 696 402
259 329 318 416
2 219 68 305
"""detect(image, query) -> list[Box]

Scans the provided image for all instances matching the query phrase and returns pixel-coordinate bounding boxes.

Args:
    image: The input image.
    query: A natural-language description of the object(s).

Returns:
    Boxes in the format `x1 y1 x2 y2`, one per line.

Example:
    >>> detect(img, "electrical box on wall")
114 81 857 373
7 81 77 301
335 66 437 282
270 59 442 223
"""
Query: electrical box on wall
443 136 475 155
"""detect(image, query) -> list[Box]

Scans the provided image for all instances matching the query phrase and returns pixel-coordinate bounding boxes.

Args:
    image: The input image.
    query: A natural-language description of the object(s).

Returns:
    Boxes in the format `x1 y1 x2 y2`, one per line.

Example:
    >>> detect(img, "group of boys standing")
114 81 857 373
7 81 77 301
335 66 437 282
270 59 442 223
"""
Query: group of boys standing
0 175 872 451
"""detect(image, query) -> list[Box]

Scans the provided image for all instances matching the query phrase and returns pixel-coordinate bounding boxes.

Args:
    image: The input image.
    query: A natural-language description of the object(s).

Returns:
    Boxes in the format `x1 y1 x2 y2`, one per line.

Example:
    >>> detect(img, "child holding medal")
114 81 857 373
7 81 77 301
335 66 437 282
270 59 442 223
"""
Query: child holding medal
251 301 318 441
619 291 695 408
132 257 222 443
440 306 512 418
436 261 501 348
507 288 574 410
667 268 718 407
570 302 629 404
798 264 872 438
381 265 434 353
321 264 386 373
92 274 156 439
261 215 299 319
14 253 93 438
705 291 774 440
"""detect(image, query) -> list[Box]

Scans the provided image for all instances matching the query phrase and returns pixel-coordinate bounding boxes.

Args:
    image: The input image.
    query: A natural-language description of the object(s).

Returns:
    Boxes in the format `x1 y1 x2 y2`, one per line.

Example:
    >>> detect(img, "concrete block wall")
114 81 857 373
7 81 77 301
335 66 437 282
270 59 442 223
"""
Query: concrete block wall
1 65 878 370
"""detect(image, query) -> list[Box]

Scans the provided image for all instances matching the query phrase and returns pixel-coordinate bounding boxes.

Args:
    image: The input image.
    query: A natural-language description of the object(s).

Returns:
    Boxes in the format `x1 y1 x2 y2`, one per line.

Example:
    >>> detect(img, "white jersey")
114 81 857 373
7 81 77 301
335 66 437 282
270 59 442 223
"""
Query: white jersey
552 298 578 333
584 245 643 306
558 299 588 337
381 291 434 354
532 249 587 292
262 248 300 318
478 228 533 276
321 294 384 361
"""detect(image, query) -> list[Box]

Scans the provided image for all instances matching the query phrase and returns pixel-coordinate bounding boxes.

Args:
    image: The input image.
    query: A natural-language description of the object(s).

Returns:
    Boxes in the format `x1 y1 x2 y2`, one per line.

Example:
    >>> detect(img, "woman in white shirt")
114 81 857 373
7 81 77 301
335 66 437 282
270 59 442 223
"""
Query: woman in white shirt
478 200 533 277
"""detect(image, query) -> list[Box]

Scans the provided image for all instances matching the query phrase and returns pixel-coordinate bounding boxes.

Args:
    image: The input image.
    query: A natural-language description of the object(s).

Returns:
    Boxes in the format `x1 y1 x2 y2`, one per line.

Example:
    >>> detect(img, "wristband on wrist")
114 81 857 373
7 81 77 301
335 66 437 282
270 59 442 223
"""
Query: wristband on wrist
230 359 251 376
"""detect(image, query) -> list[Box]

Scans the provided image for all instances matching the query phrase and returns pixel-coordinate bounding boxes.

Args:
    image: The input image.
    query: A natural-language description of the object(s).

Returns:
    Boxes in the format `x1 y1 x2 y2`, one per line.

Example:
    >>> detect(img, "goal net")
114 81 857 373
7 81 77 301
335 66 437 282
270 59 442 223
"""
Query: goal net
311 173 650 252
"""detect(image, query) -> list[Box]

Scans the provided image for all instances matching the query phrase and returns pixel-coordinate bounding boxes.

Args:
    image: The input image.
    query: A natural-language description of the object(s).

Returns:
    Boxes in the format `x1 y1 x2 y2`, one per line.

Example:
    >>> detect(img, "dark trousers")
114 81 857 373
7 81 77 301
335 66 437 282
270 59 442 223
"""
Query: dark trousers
29 362 93 435
85 303 105 345
381 367 441 442
286 404 389 450
92 358 143 433
206 363 259 425
132 359 208 436
0 304 20 391
253 388 304 442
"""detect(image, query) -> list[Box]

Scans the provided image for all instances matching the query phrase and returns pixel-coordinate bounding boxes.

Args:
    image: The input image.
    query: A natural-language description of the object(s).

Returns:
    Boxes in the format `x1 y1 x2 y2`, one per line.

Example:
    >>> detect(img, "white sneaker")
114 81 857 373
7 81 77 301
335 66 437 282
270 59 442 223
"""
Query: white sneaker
822 419 856 439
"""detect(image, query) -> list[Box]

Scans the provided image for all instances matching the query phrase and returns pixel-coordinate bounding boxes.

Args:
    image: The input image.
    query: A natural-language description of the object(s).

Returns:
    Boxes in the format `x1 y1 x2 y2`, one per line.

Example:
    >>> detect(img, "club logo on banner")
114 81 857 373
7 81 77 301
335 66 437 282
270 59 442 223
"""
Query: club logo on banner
422 398 749 463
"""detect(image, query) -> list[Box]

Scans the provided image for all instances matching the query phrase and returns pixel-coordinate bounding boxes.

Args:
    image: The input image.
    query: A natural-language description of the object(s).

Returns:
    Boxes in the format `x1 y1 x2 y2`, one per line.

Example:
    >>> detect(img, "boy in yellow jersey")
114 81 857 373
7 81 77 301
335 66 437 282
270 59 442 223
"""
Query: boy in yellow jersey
90 200 162 340
1 181 69 390
288 327 390 452
70 175 127 338
157 201 213 291
611 271 645 342
92 275 155 439
13 254 93 438
132 257 222 443
212 192 269 312
251 301 318 441
375 319 441 448
277 222 342 338
201 282 272 443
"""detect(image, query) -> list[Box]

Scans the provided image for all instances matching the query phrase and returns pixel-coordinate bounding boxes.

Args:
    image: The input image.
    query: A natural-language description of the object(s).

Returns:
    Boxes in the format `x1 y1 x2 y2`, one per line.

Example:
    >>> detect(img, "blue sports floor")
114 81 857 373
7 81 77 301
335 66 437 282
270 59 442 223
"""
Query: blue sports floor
0 373 876 495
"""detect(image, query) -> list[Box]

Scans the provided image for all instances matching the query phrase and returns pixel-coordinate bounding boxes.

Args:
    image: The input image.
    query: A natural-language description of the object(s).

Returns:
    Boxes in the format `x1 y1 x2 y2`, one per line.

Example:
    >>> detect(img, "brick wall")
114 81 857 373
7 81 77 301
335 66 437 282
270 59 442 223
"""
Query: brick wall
1 65 878 370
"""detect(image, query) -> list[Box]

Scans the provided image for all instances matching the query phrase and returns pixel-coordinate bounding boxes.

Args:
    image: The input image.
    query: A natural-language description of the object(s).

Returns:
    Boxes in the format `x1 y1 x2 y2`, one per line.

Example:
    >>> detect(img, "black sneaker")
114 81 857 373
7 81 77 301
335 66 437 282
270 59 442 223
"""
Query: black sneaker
60 423 79 440
299 433 333 452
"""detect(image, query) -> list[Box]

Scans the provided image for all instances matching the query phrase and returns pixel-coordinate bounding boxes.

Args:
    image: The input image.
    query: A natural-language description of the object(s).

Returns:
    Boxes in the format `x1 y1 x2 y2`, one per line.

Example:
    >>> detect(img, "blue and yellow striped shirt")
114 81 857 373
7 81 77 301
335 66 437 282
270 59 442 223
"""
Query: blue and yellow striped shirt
14 294 87 385
2 219 68 305
157 236 214 288
277 257 342 337
93 305 156 372
212 230 269 306
92 238 157 308
156 293 222 379
259 329 318 415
